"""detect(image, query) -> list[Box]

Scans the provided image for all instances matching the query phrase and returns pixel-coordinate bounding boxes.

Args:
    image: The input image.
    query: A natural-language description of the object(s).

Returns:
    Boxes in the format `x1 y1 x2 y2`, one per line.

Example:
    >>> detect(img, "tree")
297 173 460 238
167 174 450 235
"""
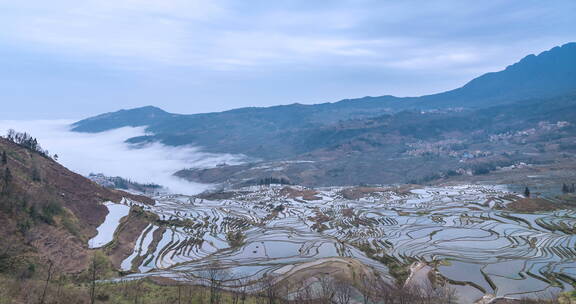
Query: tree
259 274 279 304
359 274 374 304
294 280 313 304
5 129 50 157
89 253 107 304
437 284 458 304
1 167 12 194
32 166 41 182
201 261 230 304
333 279 352 304
6 129 15 141
39 260 54 304
132 280 144 304
317 275 335 304
231 276 249 304
524 187 531 198
90 256 97 304
1 151 6 165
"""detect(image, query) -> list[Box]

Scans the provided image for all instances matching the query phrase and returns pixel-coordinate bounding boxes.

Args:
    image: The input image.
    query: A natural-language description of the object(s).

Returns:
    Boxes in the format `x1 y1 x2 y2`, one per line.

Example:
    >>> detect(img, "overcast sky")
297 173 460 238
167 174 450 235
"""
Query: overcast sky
1 0 575 120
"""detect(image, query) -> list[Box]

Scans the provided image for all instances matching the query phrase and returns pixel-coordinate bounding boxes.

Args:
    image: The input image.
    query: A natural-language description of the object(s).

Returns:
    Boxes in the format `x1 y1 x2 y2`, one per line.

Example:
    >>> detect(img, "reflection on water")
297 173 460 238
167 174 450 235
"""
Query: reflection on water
107 184 575 301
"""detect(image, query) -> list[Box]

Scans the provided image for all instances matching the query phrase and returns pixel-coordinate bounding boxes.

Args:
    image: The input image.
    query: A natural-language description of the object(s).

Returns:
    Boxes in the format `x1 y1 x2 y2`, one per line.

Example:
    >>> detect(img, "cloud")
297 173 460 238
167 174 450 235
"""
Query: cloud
0 0 204 67
3 0 572 71
0 0 574 118
0 120 245 195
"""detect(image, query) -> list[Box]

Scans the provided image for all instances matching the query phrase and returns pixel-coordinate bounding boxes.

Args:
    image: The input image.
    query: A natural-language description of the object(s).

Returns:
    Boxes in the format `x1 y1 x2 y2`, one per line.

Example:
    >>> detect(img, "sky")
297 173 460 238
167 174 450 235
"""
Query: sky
1 0 575 120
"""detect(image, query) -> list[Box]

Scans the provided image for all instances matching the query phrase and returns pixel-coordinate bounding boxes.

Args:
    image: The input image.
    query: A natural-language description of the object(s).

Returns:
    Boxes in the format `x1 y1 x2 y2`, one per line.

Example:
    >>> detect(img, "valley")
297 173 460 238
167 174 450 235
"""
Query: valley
92 182 576 303
1 40 575 304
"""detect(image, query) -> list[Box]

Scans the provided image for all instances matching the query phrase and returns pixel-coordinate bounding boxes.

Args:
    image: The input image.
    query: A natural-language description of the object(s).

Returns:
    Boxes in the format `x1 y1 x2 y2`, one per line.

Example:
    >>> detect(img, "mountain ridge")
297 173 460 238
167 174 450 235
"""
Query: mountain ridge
73 42 576 132
71 42 576 162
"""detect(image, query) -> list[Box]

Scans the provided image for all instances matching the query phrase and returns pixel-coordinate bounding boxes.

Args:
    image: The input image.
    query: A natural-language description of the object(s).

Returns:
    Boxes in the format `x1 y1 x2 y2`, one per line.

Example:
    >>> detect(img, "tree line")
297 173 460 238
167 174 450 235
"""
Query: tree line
0 150 11 195
5 129 53 159
562 183 575 194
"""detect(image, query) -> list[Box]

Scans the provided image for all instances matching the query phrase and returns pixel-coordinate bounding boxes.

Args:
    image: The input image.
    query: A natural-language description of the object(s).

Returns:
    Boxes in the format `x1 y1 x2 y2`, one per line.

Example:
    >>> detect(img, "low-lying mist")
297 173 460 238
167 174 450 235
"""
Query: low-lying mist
0 120 246 195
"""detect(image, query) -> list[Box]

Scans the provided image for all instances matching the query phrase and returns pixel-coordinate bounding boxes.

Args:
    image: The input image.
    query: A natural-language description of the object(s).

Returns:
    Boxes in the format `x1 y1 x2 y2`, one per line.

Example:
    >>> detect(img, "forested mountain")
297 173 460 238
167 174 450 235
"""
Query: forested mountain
70 43 576 187
72 43 576 160
175 93 576 187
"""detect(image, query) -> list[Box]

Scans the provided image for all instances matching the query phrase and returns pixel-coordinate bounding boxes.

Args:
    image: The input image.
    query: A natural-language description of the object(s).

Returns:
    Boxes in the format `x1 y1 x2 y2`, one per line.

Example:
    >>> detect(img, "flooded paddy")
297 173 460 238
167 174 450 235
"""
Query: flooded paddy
96 184 576 302
89 201 131 248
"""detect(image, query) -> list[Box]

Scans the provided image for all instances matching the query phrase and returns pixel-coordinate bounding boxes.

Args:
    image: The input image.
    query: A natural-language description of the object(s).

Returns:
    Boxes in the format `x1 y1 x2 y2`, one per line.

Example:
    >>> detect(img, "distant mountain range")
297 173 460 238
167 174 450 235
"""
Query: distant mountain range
72 42 576 187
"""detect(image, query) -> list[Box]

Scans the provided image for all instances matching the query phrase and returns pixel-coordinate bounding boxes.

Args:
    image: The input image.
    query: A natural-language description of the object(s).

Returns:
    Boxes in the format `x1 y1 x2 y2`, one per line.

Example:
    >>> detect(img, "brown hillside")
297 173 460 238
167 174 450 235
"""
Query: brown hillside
0 137 153 273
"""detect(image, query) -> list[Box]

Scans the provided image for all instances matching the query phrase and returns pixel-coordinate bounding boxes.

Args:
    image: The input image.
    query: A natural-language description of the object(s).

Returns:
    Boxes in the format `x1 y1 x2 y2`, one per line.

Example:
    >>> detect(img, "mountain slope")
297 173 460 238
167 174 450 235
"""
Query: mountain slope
72 105 175 133
176 93 576 187
0 135 152 275
71 43 576 159
407 42 576 108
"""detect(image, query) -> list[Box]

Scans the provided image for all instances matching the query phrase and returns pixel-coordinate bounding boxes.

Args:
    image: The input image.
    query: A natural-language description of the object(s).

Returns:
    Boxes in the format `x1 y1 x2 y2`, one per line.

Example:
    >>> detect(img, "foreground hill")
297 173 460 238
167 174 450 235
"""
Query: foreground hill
0 135 152 275
1 135 574 303
71 43 576 160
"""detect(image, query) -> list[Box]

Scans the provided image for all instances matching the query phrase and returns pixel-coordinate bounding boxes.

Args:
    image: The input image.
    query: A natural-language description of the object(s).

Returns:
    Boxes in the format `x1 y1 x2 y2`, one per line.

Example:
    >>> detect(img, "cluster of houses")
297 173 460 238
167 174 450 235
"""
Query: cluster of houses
405 139 492 161
490 121 570 143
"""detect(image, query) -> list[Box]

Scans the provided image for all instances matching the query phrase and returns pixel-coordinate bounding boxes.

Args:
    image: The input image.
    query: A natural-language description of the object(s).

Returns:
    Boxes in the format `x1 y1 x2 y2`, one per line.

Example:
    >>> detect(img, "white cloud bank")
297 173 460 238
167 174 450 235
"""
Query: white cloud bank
0 120 245 195
2 0 571 72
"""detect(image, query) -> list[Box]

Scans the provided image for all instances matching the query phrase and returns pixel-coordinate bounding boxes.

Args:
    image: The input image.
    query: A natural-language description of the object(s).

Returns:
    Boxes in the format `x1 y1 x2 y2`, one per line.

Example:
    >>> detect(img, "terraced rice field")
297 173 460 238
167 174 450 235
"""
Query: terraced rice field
91 184 576 302
89 201 131 248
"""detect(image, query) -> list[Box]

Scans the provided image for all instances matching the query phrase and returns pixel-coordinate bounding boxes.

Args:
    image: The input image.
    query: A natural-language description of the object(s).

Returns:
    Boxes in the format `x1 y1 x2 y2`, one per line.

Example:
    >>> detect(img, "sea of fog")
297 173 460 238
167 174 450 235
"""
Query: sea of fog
0 120 246 195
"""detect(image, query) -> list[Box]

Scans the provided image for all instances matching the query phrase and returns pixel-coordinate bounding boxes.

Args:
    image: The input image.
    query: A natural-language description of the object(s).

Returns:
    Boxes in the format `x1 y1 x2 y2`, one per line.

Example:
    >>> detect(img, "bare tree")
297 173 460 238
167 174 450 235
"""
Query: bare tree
369 276 458 304
260 274 280 304
333 278 352 304
201 261 230 304
437 284 458 304
39 260 54 304
238 277 249 304
2 167 12 194
277 279 293 304
317 275 336 304
231 278 241 304
359 274 374 304
231 275 250 304
90 257 97 304
88 253 108 304
292 279 315 304
133 279 144 304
